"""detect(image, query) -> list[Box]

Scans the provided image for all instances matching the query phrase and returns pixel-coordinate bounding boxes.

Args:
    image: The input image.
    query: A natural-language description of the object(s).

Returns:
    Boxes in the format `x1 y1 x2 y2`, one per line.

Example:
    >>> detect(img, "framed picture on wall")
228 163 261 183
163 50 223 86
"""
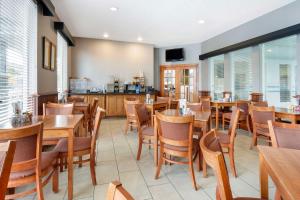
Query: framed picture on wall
50 43 56 71
42 37 51 70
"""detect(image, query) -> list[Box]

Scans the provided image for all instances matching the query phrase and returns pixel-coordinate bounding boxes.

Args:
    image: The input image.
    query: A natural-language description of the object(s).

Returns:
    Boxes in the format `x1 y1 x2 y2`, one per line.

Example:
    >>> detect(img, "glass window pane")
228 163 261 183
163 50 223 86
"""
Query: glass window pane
261 35 297 107
210 55 224 100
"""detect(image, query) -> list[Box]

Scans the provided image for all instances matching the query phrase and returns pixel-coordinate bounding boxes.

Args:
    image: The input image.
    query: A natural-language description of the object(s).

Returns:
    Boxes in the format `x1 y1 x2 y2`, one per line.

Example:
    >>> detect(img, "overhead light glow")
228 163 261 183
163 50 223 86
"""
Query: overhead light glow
110 7 119 12
197 19 205 24
137 37 143 41
103 33 109 38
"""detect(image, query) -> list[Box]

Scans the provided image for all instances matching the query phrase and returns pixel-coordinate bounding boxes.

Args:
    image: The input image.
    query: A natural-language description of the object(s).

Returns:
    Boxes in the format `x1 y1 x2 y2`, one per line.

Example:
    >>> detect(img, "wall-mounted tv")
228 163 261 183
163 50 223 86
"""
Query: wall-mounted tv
165 48 184 62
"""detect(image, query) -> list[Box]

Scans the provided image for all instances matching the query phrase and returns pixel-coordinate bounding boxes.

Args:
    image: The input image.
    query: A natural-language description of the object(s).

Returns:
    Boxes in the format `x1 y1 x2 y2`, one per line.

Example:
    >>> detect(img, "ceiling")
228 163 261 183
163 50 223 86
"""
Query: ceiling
51 0 295 47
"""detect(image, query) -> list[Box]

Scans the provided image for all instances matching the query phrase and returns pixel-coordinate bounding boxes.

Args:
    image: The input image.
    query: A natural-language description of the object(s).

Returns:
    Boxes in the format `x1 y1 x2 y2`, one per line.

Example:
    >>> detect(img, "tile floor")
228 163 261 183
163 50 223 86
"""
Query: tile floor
19 118 276 200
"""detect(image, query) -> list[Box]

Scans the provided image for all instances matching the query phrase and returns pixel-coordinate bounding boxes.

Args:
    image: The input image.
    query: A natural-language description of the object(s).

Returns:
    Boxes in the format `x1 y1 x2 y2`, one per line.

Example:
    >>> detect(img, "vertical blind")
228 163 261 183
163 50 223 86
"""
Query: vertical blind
231 48 253 100
0 0 37 124
210 55 224 100
57 33 68 100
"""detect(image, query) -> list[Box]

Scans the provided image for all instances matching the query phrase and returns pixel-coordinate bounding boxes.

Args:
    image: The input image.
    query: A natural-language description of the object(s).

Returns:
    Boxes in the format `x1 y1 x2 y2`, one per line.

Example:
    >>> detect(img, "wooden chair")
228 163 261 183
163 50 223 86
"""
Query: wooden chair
67 95 85 103
251 101 268 107
0 123 59 200
0 141 16 200
170 100 179 109
200 97 214 128
135 103 154 160
187 102 202 112
155 111 199 190
89 98 99 133
268 121 300 200
124 98 140 134
43 103 74 145
250 106 275 149
157 96 174 109
222 100 250 132
106 181 134 200
268 121 300 150
54 107 105 185
200 130 263 200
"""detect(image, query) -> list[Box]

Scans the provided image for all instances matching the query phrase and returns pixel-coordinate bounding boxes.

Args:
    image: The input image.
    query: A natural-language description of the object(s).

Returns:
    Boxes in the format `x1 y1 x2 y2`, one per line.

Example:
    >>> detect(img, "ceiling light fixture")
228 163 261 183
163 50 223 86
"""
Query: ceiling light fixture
110 7 119 12
197 19 205 24
137 37 143 41
103 33 109 38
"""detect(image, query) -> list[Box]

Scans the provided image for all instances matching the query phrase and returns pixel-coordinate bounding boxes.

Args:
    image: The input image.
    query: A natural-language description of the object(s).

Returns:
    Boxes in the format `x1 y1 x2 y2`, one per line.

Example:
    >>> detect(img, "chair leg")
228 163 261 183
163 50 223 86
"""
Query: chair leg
229 148 237 177
79 156 83 168
136 137 143 160
188 159 197 190
203 159 207 178
90 153 97 186
64 157 68 169
250 131 257 149
155 150 163 179
52 163 59 193
222 116 225 130
36 175 44 200
59 156 64 172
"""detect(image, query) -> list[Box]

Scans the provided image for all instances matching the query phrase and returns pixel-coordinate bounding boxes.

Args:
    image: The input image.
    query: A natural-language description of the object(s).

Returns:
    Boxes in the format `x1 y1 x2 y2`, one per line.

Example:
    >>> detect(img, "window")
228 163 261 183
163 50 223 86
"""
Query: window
261 35 297 107
57 33 68 100
210 55 224 100
0 0 37 124
231 48 252 100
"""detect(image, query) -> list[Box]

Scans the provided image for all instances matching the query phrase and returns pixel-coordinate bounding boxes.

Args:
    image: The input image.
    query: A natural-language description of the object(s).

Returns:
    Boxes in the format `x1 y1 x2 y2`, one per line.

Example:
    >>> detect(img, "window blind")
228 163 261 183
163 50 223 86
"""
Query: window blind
0 0 37 124
57 33 68 100
231 48 252 100
210 55 224 100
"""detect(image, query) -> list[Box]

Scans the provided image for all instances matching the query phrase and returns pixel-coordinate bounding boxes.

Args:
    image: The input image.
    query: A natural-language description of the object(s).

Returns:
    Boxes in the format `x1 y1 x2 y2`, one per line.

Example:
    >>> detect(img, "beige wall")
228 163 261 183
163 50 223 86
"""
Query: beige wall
71 38 154 89
37 7 72 94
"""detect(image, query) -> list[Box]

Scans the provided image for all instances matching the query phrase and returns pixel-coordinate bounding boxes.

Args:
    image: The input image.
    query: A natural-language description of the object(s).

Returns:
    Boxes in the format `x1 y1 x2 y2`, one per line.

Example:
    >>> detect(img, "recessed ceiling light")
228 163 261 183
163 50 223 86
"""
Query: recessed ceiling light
267 49 272 52
137 37 143 41
110 7 119 12
197 19 205 24
103 33 109 38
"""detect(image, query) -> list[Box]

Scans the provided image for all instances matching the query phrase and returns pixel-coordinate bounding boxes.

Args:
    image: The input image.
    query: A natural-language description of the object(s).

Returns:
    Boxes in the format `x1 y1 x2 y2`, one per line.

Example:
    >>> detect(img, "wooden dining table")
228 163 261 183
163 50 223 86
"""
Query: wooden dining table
275 107 300 124
258 146 300 200
153 109 211 166
211 101 236 130
0 114 84 200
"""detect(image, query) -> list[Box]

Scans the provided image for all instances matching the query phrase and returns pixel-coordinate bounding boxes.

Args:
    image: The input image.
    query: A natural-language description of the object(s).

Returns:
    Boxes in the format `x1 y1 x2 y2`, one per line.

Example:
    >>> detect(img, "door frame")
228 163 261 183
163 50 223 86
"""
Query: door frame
160 63 199 100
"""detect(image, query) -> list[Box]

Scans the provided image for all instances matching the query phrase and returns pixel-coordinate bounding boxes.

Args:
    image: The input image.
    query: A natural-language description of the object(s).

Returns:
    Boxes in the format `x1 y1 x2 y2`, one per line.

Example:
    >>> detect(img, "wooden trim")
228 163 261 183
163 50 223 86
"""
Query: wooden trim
199 23 300 60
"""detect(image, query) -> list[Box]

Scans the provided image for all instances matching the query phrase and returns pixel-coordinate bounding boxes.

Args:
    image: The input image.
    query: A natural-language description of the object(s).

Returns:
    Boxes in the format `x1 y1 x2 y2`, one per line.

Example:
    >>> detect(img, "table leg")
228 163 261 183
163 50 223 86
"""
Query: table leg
67 130 74 200
215 105 219 130
259 153 268 199
154 116 158 166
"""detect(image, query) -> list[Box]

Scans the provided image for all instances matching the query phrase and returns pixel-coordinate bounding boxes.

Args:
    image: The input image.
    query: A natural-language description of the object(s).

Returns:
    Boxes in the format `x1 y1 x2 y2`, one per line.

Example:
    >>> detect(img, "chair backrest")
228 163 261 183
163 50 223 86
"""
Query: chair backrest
134 104 151 128
91 107 105 153
0 141 16 200
156 111 194 152
250 105 275 125
106 181 134 200
200 130 233 200
200 98 211 111
43 103 74 116
187 102 202 112
67 95 85 103
236 100 250 115
157 96 171 109
268 121 300 150
227 107 241 144
0 122 43 179
91 98 99 118
170 100 179 109
124 98 140 117
251 101 268 107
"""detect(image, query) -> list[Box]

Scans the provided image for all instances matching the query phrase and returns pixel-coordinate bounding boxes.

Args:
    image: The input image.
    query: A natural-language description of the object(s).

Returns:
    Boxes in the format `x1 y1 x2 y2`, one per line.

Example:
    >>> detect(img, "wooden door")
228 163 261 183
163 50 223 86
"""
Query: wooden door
160 64 198 102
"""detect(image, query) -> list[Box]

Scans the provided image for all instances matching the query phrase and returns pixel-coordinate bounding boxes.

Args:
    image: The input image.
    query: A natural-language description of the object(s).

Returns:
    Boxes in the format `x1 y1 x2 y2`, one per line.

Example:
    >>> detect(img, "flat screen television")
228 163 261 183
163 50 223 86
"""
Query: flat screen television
165 48 184 62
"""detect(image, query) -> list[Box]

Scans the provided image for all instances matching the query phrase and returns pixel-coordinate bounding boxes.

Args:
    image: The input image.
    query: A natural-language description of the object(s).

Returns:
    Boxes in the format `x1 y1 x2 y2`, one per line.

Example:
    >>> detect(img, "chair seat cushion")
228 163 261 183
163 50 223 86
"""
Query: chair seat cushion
142 126 154 136
216 131 230 144
54 137 92 153
10 151 58 180
164 138 199 152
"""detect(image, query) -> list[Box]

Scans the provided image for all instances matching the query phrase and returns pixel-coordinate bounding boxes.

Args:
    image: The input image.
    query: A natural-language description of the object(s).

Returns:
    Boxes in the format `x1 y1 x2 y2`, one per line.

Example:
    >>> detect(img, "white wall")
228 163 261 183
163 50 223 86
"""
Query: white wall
71 38 154 89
